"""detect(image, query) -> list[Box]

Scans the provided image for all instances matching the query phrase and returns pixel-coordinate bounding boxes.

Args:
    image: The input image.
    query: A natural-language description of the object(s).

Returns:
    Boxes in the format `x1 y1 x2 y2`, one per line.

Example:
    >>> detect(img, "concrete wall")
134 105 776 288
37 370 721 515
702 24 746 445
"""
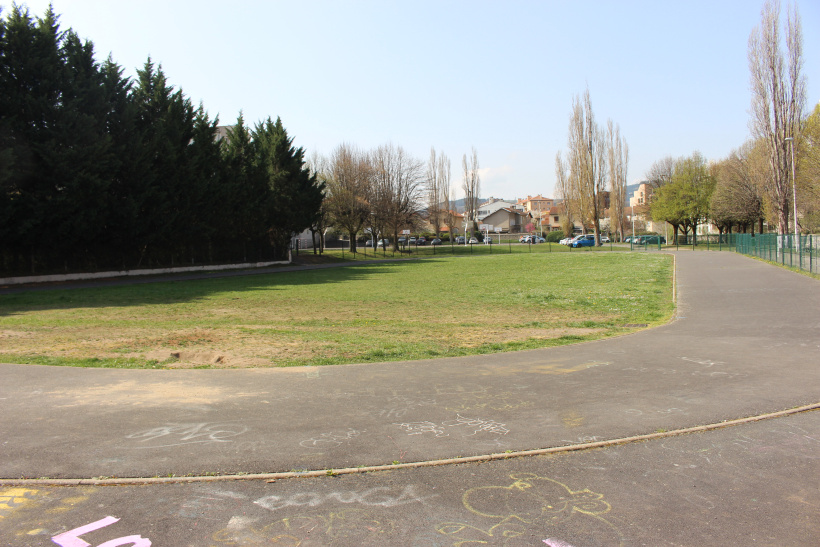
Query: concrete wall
0 260 290 286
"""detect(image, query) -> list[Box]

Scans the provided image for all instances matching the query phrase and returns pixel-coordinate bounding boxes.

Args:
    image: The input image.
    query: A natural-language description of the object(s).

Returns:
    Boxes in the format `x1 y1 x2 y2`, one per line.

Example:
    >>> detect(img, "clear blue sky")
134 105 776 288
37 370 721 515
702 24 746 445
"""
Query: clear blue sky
6 0 820 201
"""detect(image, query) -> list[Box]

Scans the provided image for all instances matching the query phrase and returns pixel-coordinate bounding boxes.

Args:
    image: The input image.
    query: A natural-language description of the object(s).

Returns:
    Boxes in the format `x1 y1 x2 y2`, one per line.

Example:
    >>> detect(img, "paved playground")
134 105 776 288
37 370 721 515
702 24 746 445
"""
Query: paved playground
1 251 818 546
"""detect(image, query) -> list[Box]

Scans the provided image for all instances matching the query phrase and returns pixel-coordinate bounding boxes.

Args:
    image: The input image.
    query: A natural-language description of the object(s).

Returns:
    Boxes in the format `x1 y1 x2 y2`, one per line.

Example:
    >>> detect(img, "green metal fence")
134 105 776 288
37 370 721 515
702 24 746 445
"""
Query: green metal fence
733 233 818 274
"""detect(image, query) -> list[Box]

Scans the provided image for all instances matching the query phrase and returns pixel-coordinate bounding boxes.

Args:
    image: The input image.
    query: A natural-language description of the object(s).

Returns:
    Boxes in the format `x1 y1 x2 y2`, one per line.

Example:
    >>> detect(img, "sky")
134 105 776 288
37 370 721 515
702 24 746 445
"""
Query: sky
4 0 820 202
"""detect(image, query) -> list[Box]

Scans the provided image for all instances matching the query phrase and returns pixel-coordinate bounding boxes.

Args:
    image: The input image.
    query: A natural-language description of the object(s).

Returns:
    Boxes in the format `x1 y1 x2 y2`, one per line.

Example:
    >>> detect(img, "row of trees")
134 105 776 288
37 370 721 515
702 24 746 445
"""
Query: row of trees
310 144 481 253
0 6 323 275
555 88 629 245
646 0 818 241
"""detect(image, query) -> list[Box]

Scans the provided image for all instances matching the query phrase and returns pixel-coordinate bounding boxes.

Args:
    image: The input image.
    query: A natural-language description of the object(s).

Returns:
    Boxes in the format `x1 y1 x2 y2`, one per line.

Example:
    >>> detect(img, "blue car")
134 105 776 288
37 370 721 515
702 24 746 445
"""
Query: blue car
570 234 596 248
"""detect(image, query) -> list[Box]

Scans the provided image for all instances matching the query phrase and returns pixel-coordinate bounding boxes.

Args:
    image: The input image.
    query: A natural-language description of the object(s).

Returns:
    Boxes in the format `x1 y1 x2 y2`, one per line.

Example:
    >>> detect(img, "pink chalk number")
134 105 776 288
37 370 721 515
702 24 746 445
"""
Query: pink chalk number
51 516 151 547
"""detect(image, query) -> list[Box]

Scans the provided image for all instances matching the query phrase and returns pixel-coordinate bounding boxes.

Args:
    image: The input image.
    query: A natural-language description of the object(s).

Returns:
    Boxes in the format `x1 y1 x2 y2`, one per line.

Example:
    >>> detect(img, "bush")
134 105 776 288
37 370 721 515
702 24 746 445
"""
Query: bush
544 231 564 243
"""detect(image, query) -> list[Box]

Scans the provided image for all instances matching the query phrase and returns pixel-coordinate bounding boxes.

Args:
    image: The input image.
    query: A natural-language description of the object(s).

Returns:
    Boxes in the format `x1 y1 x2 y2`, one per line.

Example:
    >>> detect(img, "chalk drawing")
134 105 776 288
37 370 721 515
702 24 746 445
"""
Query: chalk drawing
394 421 448 437
378 395 437 419
395 415 510 438
125 422 248 448
681 357 724 367
437 473 625 546
561 410 584 428
254 485 437 512
299 428 365 448
0 488 38 519
625 407 685 418
212 510 395 545
51 516 151 547
441 414 510 436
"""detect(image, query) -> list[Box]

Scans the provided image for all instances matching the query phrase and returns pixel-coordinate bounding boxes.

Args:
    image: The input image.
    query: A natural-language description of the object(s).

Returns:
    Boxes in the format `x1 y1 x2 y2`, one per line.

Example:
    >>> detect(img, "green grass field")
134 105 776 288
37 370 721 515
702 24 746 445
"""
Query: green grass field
0 252 674 368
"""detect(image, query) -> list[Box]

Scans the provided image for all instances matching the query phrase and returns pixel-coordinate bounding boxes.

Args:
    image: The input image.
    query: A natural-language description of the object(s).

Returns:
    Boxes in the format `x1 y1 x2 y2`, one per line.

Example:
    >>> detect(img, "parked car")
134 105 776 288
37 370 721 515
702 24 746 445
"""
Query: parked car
535 236 546 243
455 236 466 244
376 238 391 248
600 235 611 243
430 238 442 245
398 237 406 245
519 235 531 243
416 236 426 245
570 234 596 248
468 237 479 244
408 237 416 245
365 239 374 247
559 236 574 245
635 235 666 245
484 236 493 244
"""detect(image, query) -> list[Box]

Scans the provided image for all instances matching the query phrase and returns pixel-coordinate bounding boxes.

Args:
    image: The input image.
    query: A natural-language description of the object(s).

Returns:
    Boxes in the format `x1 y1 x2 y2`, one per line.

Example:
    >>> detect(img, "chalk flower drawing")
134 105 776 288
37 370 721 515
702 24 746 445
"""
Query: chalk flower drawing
437 473 625 546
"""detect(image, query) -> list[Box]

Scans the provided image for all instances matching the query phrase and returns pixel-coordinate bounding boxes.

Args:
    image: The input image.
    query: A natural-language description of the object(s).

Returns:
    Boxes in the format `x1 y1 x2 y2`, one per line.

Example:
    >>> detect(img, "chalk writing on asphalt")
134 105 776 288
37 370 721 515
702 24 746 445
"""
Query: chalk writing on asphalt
125 422 248 448
51 516 151 547
299 429 365 448
212 510 395 545
254 485 437 512
394 414 510 437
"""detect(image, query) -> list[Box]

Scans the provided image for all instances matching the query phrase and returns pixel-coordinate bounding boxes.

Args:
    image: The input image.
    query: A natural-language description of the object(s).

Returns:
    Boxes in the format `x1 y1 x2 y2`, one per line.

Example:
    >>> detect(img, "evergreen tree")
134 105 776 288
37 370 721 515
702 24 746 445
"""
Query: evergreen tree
0 5 66 271
252 117 325 260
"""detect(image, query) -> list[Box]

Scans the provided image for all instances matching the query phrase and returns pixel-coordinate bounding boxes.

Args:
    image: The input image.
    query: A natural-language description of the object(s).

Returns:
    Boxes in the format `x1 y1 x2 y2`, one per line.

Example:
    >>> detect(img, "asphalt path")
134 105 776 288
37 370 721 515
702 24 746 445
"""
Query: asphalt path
1 250 818 546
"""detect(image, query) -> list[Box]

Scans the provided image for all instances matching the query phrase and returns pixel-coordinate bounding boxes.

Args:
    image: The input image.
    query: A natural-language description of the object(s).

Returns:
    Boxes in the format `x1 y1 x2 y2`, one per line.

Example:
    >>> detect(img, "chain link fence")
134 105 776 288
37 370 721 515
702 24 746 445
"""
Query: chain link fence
733 233 818 274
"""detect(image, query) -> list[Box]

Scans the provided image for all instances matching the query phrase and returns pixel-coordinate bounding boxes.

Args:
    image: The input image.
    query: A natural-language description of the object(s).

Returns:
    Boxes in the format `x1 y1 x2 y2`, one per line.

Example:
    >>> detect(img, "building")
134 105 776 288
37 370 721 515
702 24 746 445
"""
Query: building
481 208 533 234
517 195 555 216
476 198 519 221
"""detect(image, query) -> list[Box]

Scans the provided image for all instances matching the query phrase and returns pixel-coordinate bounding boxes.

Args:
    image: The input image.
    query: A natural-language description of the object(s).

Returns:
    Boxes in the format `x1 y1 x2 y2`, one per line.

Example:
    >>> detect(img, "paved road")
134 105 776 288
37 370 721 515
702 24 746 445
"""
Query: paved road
1 251 818 546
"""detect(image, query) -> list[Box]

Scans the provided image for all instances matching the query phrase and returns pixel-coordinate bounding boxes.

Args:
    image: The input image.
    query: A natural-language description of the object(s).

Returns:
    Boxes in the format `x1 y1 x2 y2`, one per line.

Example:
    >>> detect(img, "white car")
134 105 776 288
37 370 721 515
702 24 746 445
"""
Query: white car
600 235 611 243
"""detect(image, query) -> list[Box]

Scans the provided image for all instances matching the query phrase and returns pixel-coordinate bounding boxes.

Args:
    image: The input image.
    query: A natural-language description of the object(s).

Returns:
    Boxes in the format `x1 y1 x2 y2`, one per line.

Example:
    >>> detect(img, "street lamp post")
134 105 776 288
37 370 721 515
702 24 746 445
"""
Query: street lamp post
785 137 798 245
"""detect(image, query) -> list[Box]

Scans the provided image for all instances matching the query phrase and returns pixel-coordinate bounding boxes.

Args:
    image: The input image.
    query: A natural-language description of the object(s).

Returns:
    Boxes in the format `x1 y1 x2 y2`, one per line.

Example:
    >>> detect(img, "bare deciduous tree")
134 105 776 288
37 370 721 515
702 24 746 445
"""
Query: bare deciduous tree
372 144 424 250
797 103 820 231
607 120 629 242
645 156 676 189
565 88 607 244
437 153 454 239
461 147 481 237
305 151 330 254
710 140 767 235
554 151 576 237
748 0 806 234
426 148 442 236
324 143 373 253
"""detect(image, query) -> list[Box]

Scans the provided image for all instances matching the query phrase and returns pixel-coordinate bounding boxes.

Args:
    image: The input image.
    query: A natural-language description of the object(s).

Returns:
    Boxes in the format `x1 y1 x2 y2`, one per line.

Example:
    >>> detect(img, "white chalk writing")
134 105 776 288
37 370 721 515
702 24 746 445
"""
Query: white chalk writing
299 429 365 448
125 422 248 448
394 414 510 437
254 485 436 512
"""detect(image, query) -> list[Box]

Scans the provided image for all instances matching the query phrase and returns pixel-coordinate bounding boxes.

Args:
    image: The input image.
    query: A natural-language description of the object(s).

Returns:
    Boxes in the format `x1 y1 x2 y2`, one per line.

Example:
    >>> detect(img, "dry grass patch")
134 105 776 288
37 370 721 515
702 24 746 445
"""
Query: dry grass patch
0 253 674 368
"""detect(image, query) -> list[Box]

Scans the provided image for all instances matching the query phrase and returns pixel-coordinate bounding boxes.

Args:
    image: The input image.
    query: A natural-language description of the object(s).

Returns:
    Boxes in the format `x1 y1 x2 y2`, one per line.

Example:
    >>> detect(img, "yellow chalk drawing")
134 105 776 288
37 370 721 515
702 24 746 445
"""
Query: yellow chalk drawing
561 410 585 428
212 510 394 546
437 473 625 546
0 488 38 519
442 387 534 413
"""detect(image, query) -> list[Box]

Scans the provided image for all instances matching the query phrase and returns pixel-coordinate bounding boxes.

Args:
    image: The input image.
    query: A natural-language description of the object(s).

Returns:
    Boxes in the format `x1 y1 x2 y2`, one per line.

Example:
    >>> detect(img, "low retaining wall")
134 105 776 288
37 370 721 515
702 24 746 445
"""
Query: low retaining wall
0 260 290 286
